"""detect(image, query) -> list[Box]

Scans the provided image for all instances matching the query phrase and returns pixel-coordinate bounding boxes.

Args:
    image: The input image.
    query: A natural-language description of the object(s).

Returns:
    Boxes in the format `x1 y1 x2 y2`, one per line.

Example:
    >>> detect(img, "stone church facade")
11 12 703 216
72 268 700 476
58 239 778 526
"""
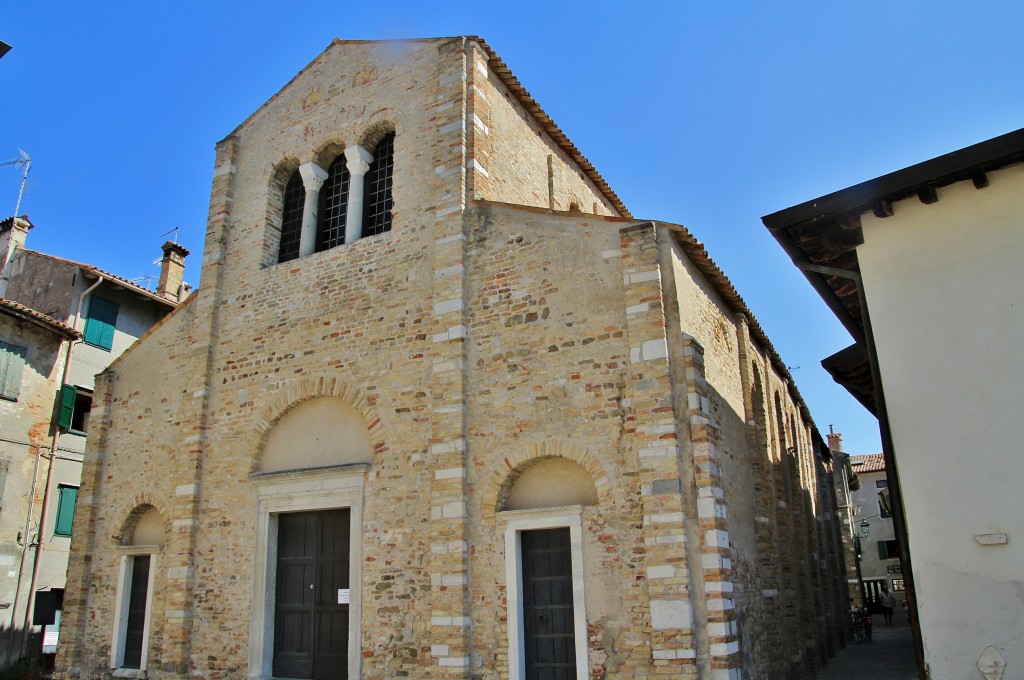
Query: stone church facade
55 37 846 680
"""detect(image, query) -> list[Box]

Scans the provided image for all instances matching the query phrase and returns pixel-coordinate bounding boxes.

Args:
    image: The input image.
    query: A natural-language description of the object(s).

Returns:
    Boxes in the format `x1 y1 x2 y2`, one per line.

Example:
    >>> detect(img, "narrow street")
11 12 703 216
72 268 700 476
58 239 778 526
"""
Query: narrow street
817 618 919 680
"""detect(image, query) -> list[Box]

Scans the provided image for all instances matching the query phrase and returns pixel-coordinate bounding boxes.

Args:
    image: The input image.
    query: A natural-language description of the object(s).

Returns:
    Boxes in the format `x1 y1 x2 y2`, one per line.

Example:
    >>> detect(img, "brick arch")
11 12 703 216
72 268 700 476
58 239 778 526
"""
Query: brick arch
480 440 614 521
270 155 301 188
312 138 348 170
358 120 396 152
252 377 386 474
112 494 173 546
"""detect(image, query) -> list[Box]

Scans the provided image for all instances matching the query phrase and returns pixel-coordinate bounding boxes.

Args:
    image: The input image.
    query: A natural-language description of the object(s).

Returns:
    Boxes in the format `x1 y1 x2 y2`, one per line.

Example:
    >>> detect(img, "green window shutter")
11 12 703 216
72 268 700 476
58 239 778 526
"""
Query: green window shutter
54 485 79 537
83 296 119 350
58 384 76 430
0 341 27 401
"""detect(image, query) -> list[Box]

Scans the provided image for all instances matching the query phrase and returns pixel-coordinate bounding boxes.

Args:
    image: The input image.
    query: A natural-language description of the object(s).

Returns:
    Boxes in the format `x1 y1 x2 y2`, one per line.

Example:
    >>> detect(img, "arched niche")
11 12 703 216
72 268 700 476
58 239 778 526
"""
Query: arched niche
503 457 598 511
120 506 166 547
259 397 372 473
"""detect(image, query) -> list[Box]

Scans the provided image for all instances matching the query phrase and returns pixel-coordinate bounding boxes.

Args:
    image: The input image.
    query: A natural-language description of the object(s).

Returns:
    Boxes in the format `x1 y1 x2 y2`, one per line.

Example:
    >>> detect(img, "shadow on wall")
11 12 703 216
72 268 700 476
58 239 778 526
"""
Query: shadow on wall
0 623 44 680
703 368 848 680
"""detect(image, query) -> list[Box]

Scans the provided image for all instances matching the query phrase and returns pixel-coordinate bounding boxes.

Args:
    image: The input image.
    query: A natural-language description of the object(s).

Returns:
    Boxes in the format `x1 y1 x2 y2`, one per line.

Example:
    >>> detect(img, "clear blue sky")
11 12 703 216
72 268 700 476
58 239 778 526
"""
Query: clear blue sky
3 2 1023 455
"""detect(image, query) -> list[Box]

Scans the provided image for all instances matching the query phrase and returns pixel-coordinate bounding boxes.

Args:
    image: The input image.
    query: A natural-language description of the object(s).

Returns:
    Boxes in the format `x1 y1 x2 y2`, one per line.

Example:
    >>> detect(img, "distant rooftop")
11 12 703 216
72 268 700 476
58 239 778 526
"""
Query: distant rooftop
18 248 181 310
850 453 885 473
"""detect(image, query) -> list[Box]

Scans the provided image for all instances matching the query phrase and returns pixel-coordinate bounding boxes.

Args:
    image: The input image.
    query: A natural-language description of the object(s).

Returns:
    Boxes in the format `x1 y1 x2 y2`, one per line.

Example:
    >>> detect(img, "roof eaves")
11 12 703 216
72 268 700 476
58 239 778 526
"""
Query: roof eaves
0 298 81 339
654 220 819 432
762 126 1024 233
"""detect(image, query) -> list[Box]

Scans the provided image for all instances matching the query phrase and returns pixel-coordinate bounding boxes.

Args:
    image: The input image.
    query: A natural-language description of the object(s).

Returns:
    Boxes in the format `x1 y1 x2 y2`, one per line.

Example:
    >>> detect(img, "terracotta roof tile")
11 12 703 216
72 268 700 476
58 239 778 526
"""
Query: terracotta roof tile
0 298 81 339
850 453 886 472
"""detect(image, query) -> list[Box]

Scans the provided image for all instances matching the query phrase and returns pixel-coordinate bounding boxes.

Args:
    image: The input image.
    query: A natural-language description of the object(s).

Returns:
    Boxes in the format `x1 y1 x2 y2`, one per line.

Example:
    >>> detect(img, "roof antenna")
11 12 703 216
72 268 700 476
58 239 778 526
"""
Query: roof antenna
152 227 181 265
1 149 31 218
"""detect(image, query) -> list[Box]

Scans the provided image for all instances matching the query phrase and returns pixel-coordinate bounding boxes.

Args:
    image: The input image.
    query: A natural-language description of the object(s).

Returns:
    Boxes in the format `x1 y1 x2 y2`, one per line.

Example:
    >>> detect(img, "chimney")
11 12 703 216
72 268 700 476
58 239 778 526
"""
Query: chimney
0 215 32 271
157 241 189 302
827 431 844 453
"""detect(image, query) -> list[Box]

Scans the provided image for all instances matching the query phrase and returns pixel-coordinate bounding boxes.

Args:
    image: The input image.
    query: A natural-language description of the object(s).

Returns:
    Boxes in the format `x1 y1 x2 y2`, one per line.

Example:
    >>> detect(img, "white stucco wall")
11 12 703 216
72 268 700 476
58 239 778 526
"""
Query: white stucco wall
857 163 1024 680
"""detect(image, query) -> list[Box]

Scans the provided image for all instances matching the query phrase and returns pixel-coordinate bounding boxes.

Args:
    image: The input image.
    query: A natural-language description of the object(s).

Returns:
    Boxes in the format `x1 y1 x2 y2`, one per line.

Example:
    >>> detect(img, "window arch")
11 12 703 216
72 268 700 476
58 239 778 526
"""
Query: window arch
363 132 394 237
278 170 305 263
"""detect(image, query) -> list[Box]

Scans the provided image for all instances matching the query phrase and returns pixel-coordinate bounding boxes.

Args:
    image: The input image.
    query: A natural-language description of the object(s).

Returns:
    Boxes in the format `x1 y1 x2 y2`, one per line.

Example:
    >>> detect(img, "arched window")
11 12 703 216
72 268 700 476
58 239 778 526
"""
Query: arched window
317 155 350 252
363 132 394 237
278 171 305 263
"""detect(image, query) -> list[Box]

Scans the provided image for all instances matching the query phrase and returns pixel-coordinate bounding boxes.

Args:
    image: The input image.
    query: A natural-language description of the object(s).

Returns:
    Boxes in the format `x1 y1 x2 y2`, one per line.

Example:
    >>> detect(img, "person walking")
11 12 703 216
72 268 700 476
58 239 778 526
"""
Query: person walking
879 585 896 625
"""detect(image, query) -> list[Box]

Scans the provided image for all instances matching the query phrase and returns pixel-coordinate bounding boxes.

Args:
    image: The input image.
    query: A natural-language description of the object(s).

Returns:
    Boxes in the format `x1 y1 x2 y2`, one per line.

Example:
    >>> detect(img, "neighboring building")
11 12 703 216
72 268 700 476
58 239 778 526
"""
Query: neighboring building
764 128 1024 680
0 216 188 668
56 37 847 680
825 431 862 607
847 454 904 609
0 298 79 667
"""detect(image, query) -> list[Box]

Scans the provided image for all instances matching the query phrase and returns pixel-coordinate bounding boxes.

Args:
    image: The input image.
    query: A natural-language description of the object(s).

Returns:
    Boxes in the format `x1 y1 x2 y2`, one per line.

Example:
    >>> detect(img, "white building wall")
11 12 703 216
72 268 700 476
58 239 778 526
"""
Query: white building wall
857 163 1024 680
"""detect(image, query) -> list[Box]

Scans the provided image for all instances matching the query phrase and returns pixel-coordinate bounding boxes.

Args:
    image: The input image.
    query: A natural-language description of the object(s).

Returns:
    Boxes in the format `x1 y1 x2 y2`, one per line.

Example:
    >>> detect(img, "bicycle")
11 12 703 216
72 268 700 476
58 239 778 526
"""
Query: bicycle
849 607 872 643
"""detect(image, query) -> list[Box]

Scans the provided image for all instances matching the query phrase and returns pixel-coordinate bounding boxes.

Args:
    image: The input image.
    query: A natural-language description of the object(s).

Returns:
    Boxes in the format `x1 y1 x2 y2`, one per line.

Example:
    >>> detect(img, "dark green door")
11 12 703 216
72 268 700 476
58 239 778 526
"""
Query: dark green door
273 509 350 679
522 528 576 680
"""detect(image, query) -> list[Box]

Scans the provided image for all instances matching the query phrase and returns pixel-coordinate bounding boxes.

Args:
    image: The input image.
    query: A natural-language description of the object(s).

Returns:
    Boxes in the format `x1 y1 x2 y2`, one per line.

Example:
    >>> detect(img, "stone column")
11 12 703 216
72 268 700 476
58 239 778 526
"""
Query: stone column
343 145 373 245
297 162 328 257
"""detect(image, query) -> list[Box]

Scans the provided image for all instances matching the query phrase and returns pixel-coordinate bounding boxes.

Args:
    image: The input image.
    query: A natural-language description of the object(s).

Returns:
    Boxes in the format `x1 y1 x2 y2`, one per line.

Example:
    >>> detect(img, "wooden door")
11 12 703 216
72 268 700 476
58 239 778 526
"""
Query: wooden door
521 528 576 680
273 510 351 679
314 509 350 679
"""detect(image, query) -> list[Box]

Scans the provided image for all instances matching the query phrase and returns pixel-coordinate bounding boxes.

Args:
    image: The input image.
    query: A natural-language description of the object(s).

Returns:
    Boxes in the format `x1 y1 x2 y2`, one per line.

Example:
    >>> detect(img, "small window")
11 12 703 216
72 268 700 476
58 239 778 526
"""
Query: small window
363 132 394 237
278 171 305 263
875 480 888 488
891 579 905 592
54 485 79 537
317 155 350 252
0 340 27 401
58 385 92 434
878 539 900 560
877 484 891 518
83 296 119 350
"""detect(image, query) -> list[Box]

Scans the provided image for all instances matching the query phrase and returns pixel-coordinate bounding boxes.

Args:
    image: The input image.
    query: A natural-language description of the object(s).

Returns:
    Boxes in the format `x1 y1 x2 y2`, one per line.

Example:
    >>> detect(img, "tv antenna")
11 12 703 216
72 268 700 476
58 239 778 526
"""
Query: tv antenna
151 227 181 265
1 149 31 218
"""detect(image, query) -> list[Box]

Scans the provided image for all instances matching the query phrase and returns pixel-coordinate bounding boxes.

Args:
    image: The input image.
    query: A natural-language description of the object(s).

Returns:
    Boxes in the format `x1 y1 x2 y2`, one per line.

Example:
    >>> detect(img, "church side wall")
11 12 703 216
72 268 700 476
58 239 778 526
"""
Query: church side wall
468 49 618 216
462 206 651 677
666 236 842 679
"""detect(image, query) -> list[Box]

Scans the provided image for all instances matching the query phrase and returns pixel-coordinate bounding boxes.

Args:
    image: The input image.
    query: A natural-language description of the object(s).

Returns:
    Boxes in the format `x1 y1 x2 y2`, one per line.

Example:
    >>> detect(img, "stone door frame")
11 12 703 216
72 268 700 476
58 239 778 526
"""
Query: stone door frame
247 464 367 680
501 505 589 680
